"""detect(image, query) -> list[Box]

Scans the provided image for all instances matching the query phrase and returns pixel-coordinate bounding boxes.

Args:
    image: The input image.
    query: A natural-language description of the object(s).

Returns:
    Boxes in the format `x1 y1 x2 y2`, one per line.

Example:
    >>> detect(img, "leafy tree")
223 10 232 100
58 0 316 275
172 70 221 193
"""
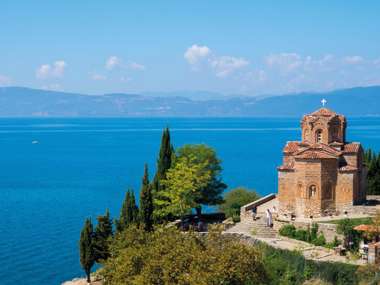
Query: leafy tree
102 226 268 285
155 155 211 218
364 149 380 195
79 218 95 283
152 127 173 193
139 164 154 231
177 144 227 215
336 219 361 250
219 187 260 218
93 209 113 262
116 189 138 232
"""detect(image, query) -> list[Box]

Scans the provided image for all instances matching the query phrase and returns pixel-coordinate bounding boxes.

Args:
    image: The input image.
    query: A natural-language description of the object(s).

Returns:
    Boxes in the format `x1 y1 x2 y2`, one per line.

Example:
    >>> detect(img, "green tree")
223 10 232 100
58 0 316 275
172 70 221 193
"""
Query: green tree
365 149 380 195
93 209 113 262
177 144 227 215
139 164 154 231
155 155 211 218
152 127 173 193
219 187 260 218
102 226 268 285
116 189 138 232
79 218 95 283
336 219 361 250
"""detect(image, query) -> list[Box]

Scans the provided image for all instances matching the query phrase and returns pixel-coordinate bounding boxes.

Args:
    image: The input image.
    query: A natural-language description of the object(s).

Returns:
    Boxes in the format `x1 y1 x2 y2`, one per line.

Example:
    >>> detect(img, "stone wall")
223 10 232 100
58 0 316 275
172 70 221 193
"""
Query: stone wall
336 172 355 212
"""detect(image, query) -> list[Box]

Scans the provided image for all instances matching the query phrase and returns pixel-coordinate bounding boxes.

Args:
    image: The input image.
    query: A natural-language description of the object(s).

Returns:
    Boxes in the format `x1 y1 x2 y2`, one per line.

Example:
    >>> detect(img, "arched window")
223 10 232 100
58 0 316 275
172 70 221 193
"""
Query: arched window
315 130 323 143
308 185 317 198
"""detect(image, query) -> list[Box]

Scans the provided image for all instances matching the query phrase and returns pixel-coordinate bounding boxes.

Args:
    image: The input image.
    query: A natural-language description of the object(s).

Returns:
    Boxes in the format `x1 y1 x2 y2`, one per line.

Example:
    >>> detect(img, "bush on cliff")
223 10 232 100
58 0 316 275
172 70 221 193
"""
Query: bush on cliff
102 226 268 285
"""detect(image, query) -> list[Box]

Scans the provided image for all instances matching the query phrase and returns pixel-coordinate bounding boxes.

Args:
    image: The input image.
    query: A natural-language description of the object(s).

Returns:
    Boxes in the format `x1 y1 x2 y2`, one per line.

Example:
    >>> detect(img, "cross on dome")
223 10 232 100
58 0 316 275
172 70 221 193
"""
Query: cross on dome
321 98 327 106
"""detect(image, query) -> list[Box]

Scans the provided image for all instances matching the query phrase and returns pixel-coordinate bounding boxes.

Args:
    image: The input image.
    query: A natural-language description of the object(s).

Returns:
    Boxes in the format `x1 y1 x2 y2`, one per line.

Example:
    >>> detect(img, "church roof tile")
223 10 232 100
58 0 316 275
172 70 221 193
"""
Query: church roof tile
295 150 338 159
294 143 341 158
310 108 337 117
283 141 302 153
343 143 361 153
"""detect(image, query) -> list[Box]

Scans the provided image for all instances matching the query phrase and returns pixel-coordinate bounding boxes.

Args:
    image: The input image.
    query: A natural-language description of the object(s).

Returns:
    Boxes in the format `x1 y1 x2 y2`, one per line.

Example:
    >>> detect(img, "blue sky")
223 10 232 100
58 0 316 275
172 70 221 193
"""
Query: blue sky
0 1 379 95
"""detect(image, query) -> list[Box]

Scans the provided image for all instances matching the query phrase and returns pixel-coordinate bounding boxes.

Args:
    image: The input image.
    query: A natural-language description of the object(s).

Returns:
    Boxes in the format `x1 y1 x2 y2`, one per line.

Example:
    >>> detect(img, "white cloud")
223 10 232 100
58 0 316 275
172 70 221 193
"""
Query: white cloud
128 62 145 71
374 58 380 67
53 60 66 76
184 44 211 65
184 44 248 77
266 53 303 71
36 60 67 79
210 56 249 77
105 56 121 70
0 74 12 86
343 55 364 65
105 56 145 72
36 64 51 79
91 73 107 81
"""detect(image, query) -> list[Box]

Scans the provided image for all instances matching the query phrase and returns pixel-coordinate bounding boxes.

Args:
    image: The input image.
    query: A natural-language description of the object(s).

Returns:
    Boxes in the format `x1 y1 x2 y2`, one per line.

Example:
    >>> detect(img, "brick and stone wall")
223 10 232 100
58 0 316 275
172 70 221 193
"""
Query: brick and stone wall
277 108 367 219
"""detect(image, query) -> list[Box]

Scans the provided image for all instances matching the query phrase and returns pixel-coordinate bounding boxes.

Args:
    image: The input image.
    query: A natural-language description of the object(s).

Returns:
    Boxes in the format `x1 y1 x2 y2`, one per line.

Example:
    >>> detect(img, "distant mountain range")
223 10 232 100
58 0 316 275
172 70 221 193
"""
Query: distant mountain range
0 86 379 117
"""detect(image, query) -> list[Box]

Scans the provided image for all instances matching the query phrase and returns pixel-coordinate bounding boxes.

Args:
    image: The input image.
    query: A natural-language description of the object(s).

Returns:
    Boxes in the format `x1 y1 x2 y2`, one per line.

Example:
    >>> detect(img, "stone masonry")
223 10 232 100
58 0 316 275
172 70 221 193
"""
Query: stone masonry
277 107 367 218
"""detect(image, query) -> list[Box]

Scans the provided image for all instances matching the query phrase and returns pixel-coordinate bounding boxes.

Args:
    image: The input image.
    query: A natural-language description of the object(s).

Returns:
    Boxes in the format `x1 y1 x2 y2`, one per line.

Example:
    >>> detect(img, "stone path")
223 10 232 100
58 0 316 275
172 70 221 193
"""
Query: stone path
225 216 366 265
226 215 276 238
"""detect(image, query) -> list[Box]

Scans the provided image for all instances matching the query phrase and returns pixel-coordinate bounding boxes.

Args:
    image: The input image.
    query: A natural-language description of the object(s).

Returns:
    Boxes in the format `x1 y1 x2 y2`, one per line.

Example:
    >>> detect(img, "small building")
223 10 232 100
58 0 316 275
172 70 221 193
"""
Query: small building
277 107 367 218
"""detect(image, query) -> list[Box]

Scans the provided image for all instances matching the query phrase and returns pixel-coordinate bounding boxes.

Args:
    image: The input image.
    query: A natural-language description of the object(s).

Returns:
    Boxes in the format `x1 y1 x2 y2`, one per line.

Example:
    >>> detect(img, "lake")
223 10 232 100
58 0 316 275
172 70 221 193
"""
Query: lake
0 117 380 284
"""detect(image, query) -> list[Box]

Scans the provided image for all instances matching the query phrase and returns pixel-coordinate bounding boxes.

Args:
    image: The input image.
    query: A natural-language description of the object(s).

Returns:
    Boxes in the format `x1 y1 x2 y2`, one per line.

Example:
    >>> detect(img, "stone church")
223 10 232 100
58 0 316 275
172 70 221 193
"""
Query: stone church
277 107 367 218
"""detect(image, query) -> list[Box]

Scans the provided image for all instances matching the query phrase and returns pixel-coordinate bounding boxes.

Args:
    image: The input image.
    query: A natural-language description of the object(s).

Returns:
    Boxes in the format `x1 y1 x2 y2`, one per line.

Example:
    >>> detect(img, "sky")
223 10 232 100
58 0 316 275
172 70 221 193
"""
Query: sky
0 1 379 96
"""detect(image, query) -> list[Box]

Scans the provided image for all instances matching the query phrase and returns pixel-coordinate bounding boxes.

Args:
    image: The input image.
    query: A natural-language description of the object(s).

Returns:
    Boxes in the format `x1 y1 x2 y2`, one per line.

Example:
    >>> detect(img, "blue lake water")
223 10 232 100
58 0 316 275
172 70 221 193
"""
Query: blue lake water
1 117 380 285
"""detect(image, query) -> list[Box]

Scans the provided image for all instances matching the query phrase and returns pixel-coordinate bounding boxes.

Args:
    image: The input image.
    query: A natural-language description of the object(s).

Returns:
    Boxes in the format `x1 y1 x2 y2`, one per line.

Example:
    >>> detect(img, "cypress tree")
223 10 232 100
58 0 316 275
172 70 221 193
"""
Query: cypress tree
93 209 113 262
152 128 173 193
365 149 380 195
116 189 138 232
129 190 139 223
79 218 95 283
139 164 154 231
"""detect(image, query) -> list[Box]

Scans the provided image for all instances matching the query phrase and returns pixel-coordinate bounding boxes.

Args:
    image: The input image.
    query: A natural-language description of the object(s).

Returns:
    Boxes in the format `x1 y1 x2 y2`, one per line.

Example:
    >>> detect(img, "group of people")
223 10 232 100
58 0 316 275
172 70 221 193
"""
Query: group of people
251 206 276 227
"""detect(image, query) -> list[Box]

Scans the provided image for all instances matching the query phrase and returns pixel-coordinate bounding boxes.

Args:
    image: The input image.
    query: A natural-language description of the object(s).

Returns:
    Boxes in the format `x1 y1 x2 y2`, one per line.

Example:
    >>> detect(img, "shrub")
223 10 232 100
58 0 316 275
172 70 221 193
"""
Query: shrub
313 234 326 246
310 223 319 242
280 224 327 246
219 187 260 218
295 229 308 241
260 243 359 285
325 236 341 249
337 219 362 250
279 224 296 238
232 214 241 223
102 226 269 284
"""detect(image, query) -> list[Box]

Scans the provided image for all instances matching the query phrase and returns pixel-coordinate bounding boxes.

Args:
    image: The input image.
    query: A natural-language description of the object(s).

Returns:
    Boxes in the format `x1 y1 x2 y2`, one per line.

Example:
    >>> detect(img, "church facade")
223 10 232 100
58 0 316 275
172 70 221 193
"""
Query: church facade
277 107 367 218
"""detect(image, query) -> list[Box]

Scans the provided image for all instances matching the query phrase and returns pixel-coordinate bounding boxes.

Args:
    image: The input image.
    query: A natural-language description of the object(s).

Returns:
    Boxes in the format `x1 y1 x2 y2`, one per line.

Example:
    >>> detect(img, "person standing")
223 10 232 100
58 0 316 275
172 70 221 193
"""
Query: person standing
251 206 257 221
266 209 273 227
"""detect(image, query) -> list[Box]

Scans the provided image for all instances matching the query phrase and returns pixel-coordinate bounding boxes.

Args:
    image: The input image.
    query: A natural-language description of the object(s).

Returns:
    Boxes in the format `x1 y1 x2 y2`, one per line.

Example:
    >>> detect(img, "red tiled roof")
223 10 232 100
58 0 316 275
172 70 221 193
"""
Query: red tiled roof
310 108 337 117
283 141 302 153
294 143 341 158
343 143 361 153
311 143 341 155
354 224 379 232
295 150 338 159
277 161 295 171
